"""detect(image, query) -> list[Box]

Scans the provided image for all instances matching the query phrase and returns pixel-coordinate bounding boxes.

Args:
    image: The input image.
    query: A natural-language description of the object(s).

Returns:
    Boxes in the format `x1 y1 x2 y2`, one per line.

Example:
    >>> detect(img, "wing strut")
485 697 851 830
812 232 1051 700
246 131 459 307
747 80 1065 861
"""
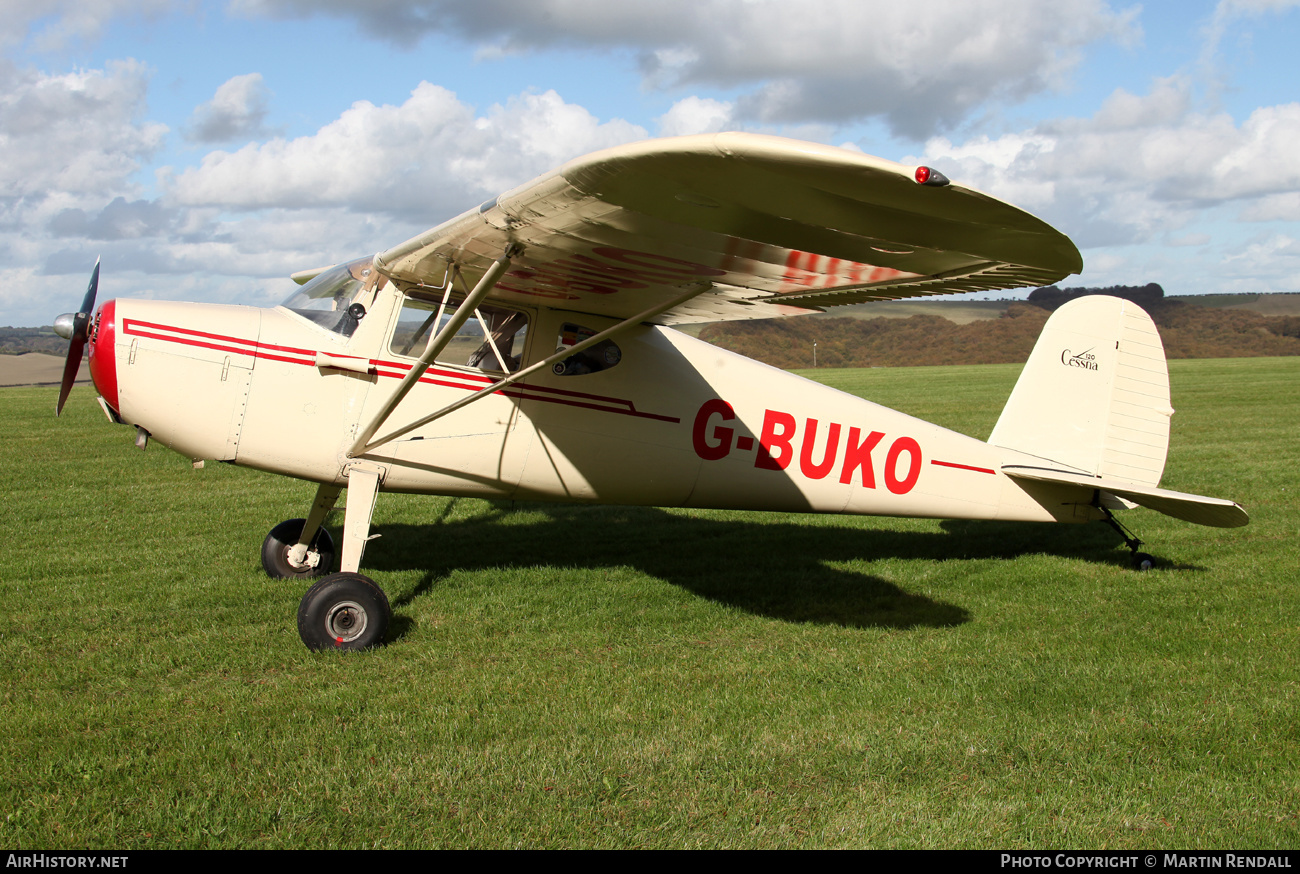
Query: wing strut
348 245 522 457
352 282 710 457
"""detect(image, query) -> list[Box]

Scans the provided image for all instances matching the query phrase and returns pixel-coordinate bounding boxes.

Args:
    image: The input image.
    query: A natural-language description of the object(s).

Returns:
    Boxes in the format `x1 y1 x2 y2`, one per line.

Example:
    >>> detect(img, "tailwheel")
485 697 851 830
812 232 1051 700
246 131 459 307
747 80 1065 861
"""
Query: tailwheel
1094 492 1157 571
262 519 335 579
1132 552 1156 571
297 572 391 652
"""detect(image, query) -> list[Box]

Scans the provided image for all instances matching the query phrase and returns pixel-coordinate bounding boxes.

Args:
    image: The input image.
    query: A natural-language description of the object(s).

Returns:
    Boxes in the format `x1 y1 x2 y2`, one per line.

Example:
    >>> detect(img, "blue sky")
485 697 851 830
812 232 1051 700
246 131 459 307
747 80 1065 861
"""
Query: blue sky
3 0 1298 325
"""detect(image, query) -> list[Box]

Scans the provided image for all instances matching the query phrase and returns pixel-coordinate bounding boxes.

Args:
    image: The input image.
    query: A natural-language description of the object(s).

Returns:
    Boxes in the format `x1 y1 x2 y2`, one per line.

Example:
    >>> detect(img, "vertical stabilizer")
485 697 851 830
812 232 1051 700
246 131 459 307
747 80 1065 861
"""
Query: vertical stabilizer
988 296 1172 487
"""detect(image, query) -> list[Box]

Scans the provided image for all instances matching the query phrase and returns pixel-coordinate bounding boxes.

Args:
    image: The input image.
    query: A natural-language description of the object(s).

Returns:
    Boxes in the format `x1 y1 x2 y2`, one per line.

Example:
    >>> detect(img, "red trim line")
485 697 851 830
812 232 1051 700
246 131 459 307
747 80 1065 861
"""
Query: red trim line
125 319 681 425
930 460 997 475
502 392 679 423
499 379 639 406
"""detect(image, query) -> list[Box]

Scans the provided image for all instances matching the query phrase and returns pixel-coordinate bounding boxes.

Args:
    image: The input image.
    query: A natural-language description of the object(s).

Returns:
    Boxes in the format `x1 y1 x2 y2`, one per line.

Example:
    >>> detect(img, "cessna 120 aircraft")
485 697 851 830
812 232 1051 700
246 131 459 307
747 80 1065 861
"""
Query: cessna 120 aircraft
53 133 1248 652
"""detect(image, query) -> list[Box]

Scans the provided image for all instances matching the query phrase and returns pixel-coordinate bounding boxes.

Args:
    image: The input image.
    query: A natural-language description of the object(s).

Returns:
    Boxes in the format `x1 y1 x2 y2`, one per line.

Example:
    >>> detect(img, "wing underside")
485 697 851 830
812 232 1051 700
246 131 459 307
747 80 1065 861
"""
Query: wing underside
374 133 1082 324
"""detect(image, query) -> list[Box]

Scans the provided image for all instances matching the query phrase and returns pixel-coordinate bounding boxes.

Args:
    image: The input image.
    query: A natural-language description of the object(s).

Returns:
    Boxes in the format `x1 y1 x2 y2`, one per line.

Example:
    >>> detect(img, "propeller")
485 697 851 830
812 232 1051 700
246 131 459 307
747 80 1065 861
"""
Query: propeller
53 259 100 417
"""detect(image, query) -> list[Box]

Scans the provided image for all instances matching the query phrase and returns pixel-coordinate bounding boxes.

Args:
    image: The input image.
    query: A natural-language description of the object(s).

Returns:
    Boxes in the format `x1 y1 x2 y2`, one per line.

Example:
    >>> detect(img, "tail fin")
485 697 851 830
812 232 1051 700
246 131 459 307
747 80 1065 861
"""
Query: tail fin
989 295 1172 486
991 295 1248 528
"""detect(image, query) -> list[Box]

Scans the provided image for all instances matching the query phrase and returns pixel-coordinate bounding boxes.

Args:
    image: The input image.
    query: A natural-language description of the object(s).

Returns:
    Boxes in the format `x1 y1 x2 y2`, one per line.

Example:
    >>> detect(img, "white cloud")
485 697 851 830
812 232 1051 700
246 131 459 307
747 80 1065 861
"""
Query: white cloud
1199 0 1300 100
0 59 167 201
1080 252 1129 275
21 203 431 325
1217 234 1300 292
165 85 647 216
915 78 1300 248
0 68 657 324
1240 192 1300 221
232 0 1138 137
1217 0 1300 9
0 58 175 323
1223 233 1300 268
657 97 735 137
0 0 174 50
47 197 178 240
1185 103 1300 202
5 2 1294 318
1203 0 1300 52
186 73 273 143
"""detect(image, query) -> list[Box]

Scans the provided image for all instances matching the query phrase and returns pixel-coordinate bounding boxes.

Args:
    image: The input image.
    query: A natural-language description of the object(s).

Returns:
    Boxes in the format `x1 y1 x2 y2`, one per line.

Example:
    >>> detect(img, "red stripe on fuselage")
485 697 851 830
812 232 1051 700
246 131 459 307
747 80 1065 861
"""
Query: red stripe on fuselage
122 319 680 424
930 460 996 475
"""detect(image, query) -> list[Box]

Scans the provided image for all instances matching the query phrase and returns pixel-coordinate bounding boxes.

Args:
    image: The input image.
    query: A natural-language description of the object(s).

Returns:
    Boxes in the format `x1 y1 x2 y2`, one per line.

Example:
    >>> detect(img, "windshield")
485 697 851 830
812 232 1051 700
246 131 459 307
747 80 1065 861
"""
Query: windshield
280 256 387 337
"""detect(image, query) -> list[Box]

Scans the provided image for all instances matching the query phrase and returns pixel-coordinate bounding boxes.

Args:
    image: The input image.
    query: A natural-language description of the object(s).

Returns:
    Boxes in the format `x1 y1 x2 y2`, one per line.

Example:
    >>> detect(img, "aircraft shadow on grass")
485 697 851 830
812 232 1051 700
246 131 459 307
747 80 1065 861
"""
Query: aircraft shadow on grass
351 501 1140 635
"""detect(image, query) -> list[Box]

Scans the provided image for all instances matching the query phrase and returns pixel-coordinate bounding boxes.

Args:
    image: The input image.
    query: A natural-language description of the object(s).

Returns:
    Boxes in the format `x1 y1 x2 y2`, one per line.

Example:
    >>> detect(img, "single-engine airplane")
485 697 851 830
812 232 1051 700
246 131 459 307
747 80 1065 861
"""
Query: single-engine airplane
53 133 1248 652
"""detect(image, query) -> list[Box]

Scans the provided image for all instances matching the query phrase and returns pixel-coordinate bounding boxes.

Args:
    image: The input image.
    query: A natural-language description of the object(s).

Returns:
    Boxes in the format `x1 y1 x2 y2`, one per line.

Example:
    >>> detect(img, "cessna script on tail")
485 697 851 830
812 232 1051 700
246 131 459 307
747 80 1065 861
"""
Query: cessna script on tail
53 133 1247 652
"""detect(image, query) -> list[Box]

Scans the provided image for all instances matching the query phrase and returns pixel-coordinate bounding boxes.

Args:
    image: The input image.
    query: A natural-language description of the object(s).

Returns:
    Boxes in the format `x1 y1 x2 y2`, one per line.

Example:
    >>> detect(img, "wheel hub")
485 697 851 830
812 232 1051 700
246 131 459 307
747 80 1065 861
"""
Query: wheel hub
286 543 320 570
325 600 367 644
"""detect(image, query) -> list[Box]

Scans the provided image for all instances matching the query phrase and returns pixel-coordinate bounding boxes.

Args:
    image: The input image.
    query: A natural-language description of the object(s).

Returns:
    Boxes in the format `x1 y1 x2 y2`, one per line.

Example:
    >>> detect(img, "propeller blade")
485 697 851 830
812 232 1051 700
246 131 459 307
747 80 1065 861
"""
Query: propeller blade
79 259 100 316
55 259 100 417
55 335 86 417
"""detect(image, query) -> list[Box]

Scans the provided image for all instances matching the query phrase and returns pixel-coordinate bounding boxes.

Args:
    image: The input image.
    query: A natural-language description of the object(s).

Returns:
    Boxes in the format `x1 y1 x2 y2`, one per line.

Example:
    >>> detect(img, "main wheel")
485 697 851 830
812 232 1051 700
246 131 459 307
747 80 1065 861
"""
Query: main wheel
297 572 391 652
262 519 335 579
1132 552 1156 571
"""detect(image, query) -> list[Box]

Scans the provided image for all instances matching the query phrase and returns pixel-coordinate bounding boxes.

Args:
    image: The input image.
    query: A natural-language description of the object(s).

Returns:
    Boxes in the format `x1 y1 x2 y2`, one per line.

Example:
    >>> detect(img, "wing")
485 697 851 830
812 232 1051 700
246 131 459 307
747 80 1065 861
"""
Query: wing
375 133 1082 325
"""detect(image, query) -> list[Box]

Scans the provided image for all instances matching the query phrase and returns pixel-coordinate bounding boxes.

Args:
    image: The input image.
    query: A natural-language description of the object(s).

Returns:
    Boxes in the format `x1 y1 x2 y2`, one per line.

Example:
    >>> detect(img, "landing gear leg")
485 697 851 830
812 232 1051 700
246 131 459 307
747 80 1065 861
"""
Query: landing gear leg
340 465 381 573
1095 492 1156 570
296 464 391 651
262 483 341 579
289 482 342 570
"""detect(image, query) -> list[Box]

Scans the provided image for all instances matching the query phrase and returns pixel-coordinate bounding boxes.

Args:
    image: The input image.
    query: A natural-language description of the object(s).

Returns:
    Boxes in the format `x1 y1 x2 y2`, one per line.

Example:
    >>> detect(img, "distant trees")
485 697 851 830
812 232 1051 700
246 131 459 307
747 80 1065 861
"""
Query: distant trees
0 327 67 356
1027 283 1165 310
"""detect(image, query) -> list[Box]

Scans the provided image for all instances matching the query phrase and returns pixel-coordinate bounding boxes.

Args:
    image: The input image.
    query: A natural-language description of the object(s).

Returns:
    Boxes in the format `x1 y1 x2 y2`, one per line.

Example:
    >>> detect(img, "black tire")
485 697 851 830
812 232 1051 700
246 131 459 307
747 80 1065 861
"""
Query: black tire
297 572 391 652
1133 552 1156 571
261 519 335 579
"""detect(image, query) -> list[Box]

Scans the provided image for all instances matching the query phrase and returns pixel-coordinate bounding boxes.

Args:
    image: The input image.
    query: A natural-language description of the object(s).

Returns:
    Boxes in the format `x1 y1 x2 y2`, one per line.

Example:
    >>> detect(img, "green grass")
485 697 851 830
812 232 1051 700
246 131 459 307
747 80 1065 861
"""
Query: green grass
2 359 1298 848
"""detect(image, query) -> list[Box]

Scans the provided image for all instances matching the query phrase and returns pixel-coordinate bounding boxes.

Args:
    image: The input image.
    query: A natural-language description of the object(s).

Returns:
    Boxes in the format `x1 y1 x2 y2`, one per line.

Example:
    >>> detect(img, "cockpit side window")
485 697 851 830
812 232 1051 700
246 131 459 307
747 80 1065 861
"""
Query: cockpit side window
280 256 387 337
389 295 528 374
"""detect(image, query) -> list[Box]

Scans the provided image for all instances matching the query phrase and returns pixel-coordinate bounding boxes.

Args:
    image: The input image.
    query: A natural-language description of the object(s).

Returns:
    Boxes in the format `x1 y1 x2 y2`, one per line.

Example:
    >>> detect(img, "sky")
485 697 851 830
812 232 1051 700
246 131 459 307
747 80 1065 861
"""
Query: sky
3 0 1298 326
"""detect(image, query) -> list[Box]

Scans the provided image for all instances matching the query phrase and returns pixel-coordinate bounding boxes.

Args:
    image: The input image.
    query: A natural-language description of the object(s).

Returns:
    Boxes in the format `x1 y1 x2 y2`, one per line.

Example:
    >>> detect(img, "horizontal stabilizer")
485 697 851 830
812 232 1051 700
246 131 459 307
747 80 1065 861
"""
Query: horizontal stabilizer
1003 465 1248 528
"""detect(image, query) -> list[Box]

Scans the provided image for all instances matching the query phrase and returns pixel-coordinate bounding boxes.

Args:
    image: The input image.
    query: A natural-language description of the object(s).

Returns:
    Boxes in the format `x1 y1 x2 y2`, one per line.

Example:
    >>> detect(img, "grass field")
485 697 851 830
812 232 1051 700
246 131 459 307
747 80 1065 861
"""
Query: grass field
2 358 1297 849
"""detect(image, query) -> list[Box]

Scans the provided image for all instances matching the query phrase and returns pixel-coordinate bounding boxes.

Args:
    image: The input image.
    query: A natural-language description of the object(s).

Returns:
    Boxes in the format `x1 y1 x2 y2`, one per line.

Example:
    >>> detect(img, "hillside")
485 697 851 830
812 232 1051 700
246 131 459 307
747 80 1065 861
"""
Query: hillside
698 300 1300 369
0 326 67 356
0 353 90 387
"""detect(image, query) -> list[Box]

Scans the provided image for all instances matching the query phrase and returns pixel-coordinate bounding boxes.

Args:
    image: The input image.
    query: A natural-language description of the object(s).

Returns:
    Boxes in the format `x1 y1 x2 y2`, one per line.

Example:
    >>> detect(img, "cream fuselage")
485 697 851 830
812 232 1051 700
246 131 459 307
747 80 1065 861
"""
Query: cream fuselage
91 289 1090 526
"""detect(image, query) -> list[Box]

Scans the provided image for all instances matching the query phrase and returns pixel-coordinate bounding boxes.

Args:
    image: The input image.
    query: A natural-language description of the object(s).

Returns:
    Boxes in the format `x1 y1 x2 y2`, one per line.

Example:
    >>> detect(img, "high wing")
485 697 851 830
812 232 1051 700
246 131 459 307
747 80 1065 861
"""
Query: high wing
373 133 1082 325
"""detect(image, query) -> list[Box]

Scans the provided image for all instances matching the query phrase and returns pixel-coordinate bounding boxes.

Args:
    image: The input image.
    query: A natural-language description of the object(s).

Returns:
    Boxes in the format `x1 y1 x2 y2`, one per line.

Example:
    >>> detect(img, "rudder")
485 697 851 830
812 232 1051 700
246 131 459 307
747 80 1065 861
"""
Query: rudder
988 295 1172 487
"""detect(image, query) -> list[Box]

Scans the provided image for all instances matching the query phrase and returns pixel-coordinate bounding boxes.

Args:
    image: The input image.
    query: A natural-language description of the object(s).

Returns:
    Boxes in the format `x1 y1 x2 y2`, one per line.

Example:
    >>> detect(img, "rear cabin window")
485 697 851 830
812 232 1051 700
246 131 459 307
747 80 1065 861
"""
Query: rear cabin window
551 322 622 376
389 296 528 374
